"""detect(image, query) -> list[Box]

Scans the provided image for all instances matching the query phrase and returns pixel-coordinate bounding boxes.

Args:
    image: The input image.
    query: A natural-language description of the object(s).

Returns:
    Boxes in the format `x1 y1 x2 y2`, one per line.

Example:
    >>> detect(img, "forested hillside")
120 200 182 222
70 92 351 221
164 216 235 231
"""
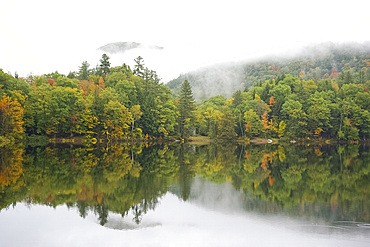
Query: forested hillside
1 43 370 145
167 42 370 101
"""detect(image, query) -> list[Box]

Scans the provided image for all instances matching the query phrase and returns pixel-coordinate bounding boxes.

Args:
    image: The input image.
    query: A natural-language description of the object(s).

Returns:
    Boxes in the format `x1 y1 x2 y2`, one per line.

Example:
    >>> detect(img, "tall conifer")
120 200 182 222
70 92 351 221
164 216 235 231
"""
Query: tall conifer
99 54 111 77
178 80 196 139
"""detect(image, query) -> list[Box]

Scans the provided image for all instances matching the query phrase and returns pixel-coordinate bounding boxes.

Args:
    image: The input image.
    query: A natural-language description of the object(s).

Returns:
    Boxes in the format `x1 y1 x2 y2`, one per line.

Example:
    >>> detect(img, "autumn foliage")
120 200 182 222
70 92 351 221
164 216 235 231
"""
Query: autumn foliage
0 94 24 140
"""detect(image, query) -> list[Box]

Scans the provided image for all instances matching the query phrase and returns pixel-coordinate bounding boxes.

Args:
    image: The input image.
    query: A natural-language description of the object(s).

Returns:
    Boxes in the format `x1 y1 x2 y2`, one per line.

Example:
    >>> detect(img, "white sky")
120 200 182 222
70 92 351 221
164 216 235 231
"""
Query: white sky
1 194 368 246
1 0 370 82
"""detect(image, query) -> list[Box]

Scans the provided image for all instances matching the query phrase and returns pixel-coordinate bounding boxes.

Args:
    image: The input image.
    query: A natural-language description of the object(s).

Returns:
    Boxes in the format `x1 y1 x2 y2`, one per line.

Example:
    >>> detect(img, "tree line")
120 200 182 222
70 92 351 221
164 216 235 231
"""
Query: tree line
0 55 196 144
1 54 369 144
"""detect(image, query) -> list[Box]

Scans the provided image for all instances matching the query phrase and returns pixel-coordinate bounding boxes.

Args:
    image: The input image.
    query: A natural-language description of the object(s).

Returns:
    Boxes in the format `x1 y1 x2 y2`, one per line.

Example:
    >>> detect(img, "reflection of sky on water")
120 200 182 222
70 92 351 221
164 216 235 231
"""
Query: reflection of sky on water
0 179 369 247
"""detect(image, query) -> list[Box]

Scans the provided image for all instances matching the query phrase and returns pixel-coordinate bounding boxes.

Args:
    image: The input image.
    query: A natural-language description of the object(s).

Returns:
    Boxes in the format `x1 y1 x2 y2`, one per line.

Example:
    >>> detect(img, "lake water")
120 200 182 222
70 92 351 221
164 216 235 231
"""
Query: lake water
0 142 369 246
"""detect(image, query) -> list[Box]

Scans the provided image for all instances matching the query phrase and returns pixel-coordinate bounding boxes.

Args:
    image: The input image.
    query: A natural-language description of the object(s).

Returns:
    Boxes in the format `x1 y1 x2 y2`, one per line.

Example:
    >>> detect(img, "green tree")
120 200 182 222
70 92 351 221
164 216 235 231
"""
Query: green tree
99 54 111 77
218 106 237 139
338 117 359 140
307 96 331 136
178 80 196 139
232 90 247 137
270 83 291 118
78 61 91 80
281 99 307 137
48 87 84 136
133 56 145 77
244 109 263 138
25 84 53 135
0 69 30 96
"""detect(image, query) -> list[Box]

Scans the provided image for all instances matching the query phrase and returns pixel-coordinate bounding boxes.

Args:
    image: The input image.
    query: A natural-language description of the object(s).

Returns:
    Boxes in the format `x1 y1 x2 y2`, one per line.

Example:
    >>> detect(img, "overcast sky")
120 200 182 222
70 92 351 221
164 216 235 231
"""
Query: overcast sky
1 0 370 82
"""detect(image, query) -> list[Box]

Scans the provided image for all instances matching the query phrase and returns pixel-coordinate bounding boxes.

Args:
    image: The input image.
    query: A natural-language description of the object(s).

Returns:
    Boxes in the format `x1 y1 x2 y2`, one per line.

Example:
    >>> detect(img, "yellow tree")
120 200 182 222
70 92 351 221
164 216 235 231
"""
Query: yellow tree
98 76 105 89
103 101 132 139
278 121 286 138
0 94 24 140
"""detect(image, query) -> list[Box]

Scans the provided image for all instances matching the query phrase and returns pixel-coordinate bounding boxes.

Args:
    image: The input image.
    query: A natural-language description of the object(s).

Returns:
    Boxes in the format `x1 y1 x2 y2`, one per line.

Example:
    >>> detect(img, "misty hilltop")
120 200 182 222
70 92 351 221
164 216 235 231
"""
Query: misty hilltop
167 41 370 101
97 42 164 54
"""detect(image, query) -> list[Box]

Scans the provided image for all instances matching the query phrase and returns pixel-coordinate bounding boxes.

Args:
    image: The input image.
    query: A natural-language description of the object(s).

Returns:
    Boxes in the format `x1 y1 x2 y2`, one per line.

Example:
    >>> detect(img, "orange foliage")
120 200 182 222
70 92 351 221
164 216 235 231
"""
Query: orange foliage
0 94 8 113
261 112 269 130
97 192 104 204
98 77 105 89
261 153 270 171
79 80 96 97
314 127 323 136
268 175 275 186
348 118 354 127
48 78 55 87
314 148 323 156
244 150 250 160
46 194 54 203
268 96 275 108
261 151 278 172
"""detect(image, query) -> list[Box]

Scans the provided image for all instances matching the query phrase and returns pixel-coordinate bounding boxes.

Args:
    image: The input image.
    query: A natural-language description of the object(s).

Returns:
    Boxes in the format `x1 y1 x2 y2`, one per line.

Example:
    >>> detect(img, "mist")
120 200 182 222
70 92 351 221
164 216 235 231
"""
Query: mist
1 0 370 84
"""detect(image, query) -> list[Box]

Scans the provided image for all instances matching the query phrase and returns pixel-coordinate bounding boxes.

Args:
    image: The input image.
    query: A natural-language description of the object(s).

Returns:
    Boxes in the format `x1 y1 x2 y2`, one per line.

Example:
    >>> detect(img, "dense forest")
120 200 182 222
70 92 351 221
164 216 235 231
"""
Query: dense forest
1 43 370 145
0 55 181 145
195 73 370 141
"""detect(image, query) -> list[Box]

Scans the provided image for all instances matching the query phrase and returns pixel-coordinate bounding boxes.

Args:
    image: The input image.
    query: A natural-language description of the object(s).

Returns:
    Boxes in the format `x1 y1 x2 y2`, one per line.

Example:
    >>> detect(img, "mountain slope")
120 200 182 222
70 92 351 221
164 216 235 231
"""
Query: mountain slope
167 42 370 101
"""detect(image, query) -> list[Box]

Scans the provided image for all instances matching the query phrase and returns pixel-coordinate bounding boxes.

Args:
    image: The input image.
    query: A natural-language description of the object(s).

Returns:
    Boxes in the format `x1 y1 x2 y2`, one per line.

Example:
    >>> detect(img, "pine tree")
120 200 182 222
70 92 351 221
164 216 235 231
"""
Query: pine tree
99 54 111 77
78 61 91 80
178 80 196 139
133 56 145 77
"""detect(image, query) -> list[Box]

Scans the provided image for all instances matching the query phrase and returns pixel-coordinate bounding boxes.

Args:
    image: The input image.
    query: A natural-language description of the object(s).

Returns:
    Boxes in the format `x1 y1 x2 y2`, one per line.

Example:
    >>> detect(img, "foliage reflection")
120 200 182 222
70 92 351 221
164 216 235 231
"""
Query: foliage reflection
0 142 368 225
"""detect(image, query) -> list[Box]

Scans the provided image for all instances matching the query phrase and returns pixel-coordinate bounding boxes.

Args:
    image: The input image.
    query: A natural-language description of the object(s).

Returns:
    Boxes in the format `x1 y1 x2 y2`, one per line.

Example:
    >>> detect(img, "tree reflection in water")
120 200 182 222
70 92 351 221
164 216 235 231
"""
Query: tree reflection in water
0 142 369 225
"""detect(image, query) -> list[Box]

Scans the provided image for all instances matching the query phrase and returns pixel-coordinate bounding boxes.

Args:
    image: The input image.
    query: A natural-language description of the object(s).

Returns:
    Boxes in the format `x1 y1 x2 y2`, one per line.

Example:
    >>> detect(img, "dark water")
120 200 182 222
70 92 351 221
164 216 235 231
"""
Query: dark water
0 142 369 246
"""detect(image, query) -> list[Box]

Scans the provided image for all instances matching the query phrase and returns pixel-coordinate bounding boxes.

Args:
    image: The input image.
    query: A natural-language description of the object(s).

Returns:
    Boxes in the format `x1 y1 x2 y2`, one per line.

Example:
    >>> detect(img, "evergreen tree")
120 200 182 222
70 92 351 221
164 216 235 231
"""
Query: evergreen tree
344 71 353 84
133 56 145 77
99 54 111 77
67 71 76 79
178 80 196 139
78 61 91 80
232 90 243 108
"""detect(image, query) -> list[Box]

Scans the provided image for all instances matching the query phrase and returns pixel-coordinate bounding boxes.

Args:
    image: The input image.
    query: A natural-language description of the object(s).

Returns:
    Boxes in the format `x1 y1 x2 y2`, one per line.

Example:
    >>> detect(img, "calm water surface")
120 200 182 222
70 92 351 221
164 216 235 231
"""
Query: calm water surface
0 143 369 246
